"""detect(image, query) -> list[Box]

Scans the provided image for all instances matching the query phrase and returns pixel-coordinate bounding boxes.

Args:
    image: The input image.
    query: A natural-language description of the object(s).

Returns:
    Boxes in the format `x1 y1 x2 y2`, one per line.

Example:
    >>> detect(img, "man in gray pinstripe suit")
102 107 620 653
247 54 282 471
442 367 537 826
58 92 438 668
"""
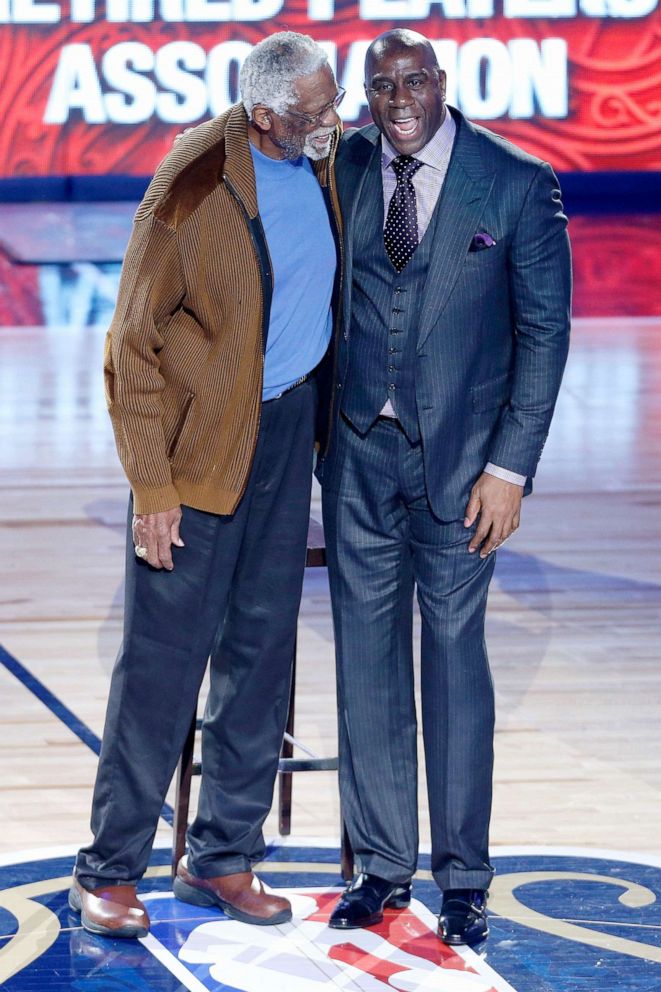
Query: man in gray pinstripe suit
317 28 571 944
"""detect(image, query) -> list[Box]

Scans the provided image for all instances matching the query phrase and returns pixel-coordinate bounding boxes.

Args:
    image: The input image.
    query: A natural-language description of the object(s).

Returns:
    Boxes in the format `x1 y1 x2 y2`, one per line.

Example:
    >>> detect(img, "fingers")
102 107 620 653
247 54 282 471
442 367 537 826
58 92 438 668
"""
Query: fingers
466 474 523 557
138 517 164 569
132 508 182 571
469 511 520 557
131 515 152 566
464 490 481 528
469 513 493 555
479 523 504 559
156 516 175 570
170 512 185 549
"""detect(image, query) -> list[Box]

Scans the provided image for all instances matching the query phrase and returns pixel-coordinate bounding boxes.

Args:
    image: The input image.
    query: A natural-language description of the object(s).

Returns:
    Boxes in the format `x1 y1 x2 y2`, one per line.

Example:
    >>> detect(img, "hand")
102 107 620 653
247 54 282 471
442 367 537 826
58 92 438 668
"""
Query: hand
464 473 522 558
132 507 184 571
173 127 194 144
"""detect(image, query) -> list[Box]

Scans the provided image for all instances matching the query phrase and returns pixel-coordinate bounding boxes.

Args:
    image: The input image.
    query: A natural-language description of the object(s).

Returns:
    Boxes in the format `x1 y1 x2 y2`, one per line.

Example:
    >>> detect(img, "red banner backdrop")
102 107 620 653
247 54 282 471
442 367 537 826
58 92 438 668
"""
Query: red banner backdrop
0 4 659 177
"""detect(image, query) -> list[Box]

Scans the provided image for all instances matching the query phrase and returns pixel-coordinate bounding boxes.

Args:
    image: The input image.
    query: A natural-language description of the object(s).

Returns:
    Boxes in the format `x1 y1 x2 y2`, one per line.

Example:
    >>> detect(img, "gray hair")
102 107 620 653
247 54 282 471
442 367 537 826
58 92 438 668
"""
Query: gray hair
240 32 329 117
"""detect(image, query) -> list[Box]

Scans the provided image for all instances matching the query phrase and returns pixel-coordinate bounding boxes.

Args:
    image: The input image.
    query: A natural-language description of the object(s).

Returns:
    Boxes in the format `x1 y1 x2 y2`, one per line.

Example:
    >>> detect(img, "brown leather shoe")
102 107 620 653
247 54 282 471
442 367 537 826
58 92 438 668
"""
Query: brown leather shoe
68 878 150 938
173 857 292 925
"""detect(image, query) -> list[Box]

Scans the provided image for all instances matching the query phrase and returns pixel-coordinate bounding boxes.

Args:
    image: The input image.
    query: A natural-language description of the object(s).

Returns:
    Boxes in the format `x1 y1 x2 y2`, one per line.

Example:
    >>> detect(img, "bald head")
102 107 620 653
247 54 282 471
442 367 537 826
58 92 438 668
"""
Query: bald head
364 29 446 156
365 29 439 81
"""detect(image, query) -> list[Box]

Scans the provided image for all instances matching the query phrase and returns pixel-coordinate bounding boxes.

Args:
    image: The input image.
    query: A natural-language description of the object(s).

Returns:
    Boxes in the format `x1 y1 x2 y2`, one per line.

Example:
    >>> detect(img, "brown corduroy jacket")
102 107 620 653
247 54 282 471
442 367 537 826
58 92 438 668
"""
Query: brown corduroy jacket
104 104 342 516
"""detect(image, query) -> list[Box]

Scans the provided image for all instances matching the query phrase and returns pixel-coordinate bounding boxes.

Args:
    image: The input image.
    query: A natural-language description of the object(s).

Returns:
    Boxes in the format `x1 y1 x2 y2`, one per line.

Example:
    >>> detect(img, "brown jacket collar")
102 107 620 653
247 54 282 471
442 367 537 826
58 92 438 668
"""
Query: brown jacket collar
154 103 341 228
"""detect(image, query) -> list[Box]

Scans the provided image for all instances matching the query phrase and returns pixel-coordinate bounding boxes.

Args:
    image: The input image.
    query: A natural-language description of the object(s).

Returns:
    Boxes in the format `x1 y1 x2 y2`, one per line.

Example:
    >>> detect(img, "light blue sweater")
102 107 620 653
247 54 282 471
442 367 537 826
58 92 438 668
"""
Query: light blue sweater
250 143 336 401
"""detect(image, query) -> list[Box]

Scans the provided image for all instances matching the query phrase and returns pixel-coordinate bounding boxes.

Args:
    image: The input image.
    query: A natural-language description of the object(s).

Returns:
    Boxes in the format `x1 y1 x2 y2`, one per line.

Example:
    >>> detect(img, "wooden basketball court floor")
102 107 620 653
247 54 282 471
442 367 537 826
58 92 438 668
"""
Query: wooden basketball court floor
0 212 659 989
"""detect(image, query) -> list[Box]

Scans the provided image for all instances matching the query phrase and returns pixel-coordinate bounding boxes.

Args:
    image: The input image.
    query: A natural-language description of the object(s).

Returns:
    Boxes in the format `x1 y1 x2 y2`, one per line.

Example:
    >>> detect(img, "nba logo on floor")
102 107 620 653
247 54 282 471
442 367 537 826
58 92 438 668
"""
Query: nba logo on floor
141 887 513 991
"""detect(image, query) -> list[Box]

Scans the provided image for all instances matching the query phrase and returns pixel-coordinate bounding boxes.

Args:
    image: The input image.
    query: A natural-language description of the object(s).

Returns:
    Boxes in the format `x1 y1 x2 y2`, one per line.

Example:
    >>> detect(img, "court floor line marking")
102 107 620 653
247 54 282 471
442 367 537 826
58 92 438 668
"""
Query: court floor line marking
0 642 174 826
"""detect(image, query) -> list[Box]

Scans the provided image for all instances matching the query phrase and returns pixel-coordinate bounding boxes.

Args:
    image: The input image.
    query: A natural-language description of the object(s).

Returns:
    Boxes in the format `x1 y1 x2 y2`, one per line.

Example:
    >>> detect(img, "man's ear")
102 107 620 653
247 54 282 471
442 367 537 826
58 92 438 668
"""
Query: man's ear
251 105 272 131
438 69 447 102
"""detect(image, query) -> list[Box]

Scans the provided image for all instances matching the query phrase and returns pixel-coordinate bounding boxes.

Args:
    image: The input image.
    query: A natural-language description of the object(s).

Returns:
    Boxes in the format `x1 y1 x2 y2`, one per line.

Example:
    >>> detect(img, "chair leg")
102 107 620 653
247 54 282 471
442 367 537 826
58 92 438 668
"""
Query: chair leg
340 817 354 881
278 649 297 835
171 712 197 880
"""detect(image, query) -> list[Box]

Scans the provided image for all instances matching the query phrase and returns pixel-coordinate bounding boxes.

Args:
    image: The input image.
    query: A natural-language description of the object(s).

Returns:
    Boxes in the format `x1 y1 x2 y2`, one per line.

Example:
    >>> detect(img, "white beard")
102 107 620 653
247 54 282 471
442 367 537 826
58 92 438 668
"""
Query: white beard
303 126 335 161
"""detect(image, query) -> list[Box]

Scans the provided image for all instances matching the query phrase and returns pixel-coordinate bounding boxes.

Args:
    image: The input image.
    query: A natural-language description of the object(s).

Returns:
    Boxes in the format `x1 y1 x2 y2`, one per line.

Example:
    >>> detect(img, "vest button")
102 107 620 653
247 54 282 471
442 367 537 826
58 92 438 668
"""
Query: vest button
388 383 396 391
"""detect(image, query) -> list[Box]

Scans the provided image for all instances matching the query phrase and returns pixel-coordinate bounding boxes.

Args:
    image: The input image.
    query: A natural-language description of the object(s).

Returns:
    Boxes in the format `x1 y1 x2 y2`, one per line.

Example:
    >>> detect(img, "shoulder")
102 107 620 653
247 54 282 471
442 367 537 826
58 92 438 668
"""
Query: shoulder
135 107 241 228
472 124 542 169
451 108 548 178
335 124 380 194
337 124 380 161
450 108 559 207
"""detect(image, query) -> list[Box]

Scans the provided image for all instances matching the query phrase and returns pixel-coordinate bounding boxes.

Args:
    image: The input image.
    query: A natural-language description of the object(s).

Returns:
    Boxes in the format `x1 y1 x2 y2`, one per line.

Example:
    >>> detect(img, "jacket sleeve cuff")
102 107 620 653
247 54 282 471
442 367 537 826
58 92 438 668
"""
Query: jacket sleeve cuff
484 462 527 487
131 483 181 516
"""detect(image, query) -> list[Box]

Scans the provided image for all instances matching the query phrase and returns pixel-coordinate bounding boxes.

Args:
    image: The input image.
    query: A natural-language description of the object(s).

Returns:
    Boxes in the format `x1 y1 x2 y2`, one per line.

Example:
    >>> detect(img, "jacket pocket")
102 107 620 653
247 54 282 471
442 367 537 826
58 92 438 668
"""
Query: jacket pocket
471 372 511 413
166 392 195 460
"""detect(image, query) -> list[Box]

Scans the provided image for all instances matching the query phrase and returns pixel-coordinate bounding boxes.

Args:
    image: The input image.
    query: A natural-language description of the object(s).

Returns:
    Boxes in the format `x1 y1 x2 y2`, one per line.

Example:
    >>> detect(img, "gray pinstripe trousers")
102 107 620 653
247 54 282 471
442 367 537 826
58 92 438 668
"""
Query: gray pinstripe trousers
323 415 496 891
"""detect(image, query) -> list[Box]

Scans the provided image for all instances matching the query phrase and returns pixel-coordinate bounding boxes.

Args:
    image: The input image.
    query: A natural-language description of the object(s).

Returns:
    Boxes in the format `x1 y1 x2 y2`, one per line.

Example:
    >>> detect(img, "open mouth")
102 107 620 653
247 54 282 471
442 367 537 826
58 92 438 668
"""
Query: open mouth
310 131 332 148
305 130 333 159
389 117 421 140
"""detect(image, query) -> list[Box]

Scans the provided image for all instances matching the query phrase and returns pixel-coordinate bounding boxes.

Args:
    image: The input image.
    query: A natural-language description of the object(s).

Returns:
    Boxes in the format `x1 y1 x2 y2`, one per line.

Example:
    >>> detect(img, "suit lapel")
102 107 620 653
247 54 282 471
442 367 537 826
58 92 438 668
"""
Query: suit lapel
417 113 496 351
337 127 381 333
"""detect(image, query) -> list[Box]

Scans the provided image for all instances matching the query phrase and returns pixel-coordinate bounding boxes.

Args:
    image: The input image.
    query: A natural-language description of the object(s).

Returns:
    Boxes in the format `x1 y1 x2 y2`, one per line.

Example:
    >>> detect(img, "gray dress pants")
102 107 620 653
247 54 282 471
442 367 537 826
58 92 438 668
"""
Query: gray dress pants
322 414 496 891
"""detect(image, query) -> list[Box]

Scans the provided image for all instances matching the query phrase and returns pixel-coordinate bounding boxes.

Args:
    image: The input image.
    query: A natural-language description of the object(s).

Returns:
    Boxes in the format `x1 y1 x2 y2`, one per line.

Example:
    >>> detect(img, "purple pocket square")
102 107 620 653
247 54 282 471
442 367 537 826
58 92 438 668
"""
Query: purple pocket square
469 231 497 252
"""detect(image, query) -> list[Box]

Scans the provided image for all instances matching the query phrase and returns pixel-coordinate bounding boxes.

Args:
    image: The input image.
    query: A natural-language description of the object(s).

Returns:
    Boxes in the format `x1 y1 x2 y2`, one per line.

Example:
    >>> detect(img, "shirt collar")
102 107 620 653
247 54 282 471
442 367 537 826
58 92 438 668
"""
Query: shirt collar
381 108 456 172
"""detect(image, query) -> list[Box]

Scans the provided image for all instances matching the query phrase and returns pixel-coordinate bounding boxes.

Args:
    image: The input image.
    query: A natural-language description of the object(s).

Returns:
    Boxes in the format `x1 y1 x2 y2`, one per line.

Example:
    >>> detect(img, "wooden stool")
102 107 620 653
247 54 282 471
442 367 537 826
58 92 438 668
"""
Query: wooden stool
171 517 354 882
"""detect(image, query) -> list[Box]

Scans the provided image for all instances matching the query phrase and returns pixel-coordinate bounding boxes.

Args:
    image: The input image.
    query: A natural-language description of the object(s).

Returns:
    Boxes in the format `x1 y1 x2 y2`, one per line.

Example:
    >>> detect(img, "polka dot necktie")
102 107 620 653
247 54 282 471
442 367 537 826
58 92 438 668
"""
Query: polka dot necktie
384 155 424 273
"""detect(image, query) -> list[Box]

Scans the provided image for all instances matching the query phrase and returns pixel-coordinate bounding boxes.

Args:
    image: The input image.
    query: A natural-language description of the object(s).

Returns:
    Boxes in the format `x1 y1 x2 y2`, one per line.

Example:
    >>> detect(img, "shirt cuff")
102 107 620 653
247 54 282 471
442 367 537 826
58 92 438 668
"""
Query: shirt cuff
484 462 527 487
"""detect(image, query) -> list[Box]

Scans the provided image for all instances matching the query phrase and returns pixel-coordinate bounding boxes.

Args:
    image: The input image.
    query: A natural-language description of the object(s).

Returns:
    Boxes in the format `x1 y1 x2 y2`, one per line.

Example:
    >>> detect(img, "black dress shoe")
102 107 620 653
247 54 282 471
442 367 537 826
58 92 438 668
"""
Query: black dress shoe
328 872 412 929
438 888 488 945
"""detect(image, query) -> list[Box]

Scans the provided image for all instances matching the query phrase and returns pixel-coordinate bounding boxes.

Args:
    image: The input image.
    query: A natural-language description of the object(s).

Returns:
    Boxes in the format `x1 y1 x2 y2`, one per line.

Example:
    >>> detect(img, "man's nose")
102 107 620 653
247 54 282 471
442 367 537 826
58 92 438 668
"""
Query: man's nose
320 105 341 126
389 84 413 106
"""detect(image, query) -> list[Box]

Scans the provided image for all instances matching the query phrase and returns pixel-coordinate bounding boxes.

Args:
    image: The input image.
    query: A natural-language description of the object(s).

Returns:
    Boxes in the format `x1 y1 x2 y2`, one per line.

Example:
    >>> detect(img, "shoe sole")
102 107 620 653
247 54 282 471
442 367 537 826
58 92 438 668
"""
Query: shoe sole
440 925 489 946
327 889 412 930
173 876 292 926
68 886 149 939
328 909 383 930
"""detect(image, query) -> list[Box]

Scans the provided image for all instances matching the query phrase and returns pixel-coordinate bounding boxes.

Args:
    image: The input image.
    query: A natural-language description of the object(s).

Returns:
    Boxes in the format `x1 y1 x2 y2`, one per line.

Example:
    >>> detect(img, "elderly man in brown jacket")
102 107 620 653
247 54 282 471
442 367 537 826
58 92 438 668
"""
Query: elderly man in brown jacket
69 31 343 938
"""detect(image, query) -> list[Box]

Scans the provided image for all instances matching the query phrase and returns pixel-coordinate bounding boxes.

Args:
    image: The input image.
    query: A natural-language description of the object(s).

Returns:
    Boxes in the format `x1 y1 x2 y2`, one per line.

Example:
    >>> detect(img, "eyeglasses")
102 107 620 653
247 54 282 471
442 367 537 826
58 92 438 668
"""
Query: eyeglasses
281 88 346 128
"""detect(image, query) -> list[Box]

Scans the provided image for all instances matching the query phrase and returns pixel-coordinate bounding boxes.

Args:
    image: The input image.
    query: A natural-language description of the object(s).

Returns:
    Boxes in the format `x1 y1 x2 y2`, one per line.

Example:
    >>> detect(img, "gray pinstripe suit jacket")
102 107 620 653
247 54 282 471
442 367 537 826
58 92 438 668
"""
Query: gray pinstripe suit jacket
321 106 572 521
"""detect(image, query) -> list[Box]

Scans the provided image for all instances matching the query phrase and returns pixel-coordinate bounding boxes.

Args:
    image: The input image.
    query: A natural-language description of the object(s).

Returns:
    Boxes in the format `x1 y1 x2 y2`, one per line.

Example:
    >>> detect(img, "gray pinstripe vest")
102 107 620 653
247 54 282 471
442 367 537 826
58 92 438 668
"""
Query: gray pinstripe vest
341 150 440 444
